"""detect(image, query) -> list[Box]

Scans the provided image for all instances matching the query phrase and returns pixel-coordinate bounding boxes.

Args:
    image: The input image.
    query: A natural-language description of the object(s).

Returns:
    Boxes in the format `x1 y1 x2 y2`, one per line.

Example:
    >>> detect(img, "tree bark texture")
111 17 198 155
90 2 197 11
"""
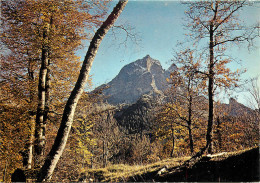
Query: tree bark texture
27 132 34 169
191 23 215 159
22 59 35 169
37 1 128 181
44 59 50 129
25 116 35 169
216 117 222 151
35 24 50 165
188 95 194 154
206 23 215 154
103 139 108 168
170 125 175 157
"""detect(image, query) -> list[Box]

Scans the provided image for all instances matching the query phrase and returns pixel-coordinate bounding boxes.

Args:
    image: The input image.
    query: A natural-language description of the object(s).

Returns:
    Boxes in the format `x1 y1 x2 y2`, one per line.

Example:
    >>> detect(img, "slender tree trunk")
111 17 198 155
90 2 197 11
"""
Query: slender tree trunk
28 59 35 169
103 138 107 168
44 18 52 137
206 23 214 154
35 23 50 166
216 116 222 151
192 23 215 159
3 159 8 182
37 1 128 181
103 137 107 168
44 59 50 127
27 132 34 169
170 124 175 157
22 59 35 169
188 127 194 153
25 116 35 169
188 96 194 154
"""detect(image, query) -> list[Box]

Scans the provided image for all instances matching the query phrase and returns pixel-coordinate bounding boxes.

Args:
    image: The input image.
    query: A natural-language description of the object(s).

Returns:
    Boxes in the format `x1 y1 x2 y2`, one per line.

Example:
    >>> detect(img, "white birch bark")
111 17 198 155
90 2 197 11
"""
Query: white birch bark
37 1 128 181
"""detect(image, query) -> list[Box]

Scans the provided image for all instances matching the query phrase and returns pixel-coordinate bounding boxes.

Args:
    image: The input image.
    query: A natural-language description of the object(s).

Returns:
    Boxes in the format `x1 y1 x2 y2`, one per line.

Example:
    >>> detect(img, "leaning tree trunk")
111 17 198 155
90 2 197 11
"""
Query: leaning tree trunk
37 1 128 181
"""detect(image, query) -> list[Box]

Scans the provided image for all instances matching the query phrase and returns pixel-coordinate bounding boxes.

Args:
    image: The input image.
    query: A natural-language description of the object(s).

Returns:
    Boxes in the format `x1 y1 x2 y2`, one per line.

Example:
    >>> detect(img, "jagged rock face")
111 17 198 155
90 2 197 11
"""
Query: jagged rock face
227 98 253 117
102 55 175 105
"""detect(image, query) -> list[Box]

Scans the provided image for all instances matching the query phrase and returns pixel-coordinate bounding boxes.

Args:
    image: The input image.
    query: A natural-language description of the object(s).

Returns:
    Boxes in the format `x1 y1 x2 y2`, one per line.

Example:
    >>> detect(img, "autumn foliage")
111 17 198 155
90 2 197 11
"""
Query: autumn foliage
0 0 259 182
1 0 108 181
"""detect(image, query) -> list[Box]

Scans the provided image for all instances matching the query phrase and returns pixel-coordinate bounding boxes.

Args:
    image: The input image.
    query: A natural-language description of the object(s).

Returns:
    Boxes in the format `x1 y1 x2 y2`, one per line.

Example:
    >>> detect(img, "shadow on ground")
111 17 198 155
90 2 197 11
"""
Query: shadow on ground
129 147 259 182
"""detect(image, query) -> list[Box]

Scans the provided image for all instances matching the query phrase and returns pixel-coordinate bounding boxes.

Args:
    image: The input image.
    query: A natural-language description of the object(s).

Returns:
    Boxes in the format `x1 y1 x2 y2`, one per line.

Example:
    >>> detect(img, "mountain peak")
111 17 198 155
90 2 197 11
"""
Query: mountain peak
228 97 253 116
133 55 161 69
229 97 237 104
144 54 151 59
101 56 167 104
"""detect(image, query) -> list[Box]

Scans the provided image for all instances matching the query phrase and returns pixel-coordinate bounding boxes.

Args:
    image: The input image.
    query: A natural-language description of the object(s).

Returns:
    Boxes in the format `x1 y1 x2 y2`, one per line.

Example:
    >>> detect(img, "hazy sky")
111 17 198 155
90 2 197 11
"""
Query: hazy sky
78 1 260 106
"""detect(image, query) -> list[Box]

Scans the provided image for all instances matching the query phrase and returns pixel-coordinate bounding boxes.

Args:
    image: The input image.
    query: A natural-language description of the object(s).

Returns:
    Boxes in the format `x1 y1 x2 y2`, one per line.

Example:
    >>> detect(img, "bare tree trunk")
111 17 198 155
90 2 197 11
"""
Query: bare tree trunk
27 131 34 169
188 96 194 154
103 139 107 168
35 24 50 166
170 124 175 157
3 159 8 182
36 1 128 181
216 117 222 151
191 23 215 159
26 116 35 169
206 23 214 154
44 59 50 129
188 127 194 154
22 59 35 169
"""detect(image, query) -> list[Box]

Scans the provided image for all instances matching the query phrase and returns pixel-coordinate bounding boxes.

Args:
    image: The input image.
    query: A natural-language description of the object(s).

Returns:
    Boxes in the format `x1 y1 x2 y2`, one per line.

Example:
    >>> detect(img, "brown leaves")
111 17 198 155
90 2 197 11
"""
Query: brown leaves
0 0 109 180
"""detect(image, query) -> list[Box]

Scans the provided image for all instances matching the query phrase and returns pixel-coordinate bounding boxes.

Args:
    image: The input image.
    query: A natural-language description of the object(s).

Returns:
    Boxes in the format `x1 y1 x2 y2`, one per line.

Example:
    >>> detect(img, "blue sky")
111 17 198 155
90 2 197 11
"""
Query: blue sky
78 1 260 106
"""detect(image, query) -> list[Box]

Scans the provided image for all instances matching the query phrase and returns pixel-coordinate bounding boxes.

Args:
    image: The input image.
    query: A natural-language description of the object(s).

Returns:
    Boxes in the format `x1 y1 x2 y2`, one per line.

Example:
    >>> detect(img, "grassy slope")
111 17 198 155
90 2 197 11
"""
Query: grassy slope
82 146 259 182
84 156 190 182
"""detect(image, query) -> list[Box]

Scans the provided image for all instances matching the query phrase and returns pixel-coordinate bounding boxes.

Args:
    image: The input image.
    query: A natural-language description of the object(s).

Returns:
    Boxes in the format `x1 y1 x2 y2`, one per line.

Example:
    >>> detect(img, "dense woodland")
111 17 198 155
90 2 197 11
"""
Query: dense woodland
0 0 259 182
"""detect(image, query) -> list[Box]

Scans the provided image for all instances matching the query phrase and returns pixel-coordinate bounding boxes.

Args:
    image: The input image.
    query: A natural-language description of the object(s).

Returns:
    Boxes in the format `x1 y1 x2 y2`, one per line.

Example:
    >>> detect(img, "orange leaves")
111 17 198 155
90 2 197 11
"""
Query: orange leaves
0 1 108 179
213 58 242 89
0 103 32 181
1 0 107 104
1 0 108 58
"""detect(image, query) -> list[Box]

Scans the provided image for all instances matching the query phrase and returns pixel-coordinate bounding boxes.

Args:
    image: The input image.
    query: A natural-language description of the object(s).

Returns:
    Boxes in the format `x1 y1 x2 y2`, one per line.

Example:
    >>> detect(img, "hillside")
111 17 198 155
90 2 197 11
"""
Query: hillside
80 147 259 182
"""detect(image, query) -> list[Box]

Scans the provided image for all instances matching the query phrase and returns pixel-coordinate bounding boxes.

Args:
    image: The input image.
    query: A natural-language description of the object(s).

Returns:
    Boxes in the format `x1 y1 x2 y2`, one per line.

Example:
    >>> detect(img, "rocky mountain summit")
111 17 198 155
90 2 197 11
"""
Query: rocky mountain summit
227 98 254 116
96 55 254 120
100 55 176 105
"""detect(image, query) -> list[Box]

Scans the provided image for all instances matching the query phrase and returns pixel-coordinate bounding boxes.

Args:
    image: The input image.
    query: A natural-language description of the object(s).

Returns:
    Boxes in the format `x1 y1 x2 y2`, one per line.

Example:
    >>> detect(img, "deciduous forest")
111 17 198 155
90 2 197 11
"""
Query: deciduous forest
0 0 259 182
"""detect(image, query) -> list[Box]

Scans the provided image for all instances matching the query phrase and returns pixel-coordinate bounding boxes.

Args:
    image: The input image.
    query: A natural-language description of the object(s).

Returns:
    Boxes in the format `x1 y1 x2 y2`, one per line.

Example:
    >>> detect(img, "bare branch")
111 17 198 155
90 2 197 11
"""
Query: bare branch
213 1 246 32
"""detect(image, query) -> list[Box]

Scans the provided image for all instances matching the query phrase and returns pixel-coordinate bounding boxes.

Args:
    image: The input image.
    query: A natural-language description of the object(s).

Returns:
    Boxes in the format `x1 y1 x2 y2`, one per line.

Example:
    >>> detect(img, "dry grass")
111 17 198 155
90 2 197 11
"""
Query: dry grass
83 146 258 182
84 156 190 182
209 146 258 161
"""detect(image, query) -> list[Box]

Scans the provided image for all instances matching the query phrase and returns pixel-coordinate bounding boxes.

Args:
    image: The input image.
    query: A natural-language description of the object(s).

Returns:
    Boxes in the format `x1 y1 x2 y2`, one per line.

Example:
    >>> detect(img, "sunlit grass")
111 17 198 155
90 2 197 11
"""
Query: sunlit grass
84 156 191 182
83 146 258 182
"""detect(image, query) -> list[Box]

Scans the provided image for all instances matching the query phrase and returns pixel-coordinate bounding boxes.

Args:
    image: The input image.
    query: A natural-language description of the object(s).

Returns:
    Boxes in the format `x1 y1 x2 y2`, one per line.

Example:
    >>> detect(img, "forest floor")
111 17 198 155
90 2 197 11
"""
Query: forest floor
81 146 259 182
